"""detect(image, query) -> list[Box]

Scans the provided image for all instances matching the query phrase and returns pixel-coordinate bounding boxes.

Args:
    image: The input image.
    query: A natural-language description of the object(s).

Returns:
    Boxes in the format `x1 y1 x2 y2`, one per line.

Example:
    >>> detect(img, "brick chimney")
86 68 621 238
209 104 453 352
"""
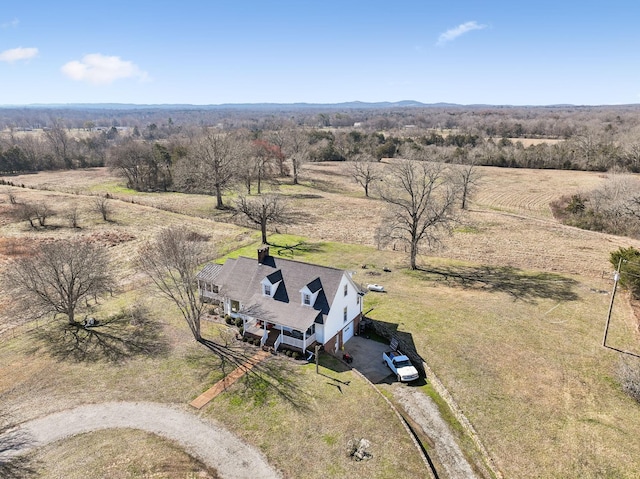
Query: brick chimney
257 245 270 264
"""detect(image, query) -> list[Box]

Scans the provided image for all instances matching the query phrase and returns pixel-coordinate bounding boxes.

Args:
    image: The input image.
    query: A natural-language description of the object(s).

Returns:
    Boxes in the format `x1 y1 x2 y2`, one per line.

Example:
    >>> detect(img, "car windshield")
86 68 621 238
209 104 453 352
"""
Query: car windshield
396 360 412 368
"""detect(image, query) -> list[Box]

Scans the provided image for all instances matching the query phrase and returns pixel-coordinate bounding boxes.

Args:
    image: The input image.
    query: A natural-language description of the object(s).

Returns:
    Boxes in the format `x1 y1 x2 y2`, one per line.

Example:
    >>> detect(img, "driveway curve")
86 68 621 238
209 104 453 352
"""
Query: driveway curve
3 402 281 479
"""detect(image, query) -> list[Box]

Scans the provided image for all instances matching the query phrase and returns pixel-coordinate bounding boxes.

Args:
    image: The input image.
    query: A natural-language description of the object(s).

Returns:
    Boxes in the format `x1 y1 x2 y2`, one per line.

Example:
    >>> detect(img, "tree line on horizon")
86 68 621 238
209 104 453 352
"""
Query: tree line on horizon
2 103 640 177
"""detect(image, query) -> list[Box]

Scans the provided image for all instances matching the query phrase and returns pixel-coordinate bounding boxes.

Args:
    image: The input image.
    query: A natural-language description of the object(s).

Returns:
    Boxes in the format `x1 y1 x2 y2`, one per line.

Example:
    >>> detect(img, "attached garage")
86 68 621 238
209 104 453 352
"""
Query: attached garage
342 321 354 343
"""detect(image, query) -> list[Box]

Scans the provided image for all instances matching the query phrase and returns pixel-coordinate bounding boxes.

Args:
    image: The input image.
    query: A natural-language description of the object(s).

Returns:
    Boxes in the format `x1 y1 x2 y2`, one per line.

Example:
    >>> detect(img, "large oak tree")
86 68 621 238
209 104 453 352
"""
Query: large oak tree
377 160 458 270
3 240 115 325
236 194 288 245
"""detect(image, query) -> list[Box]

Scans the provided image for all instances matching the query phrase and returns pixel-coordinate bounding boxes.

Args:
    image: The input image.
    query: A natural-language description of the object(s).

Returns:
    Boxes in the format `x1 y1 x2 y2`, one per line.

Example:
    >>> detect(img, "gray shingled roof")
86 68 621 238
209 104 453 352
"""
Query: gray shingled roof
204 254 348 330
245 293 320 330
196 263 223 283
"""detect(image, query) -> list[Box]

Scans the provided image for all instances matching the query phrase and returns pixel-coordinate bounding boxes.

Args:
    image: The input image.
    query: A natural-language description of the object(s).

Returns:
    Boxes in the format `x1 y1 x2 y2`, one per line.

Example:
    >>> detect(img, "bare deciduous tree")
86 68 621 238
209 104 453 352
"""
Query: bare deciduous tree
34 202 54 227
266 128 289 177
282 127 310 185
67 205 79 228
3 240 115 325
137 228 210 341
108 140 151 190
377 160 458 270
236 194 288 245
351 154 381 197
43 117 72 167
108 140 172 192
251 139 281 194
456 162 482 210
94 196 111 221
623 142 640 172
15 202 37 228
592 173 640 236
13 202 53 229
187 129 240 209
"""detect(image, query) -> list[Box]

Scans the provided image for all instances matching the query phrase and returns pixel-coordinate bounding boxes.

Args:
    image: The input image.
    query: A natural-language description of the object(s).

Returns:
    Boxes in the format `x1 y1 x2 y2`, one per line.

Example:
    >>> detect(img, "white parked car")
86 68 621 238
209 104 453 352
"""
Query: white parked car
367 284 385 292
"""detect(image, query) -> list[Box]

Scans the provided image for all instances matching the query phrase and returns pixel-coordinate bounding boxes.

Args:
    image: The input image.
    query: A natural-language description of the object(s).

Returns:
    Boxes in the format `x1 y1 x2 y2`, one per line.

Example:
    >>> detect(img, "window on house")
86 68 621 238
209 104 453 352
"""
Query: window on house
212 285 219 293
357 295 360 305
344 284 348 296
303 293 311 305
343 306 348 323
231 300 240 313
264 284 271 296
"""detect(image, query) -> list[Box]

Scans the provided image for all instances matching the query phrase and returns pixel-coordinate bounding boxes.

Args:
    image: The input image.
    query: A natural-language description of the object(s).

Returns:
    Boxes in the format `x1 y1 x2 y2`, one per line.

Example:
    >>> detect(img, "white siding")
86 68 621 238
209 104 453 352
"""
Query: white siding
315 324 325 344
324 273 361 346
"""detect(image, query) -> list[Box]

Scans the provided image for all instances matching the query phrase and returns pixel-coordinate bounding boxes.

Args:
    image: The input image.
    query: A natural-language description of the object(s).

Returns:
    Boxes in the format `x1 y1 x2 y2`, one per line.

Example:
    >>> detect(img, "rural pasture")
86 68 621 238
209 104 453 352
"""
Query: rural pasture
2 162 640 478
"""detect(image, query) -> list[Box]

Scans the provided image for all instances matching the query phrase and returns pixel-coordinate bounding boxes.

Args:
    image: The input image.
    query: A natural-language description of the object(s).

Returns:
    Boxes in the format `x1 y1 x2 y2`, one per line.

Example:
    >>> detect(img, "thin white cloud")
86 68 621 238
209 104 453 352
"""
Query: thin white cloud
61 53 149 85
437 21 487 46
1 18 19 29
0 47 38 63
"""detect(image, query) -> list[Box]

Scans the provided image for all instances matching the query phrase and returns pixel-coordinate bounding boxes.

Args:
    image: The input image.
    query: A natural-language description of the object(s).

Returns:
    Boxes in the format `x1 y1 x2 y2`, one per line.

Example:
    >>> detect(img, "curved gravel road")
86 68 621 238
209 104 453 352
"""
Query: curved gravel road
1 402 282 479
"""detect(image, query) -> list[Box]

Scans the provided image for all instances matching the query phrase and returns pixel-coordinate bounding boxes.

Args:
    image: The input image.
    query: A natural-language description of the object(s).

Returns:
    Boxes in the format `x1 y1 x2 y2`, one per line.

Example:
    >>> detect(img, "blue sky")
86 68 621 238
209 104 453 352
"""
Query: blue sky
1 0 639 106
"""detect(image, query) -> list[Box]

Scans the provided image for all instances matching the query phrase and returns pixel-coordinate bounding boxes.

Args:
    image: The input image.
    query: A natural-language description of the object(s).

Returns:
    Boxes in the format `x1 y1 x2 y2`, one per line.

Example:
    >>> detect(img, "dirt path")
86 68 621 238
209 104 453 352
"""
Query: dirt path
393 387 479 479
2 402 282 479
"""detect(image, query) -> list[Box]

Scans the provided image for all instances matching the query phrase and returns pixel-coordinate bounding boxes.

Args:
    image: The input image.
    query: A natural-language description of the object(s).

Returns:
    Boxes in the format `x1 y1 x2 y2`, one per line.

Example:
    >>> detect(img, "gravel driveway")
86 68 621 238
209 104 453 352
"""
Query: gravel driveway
393 387 479 479
345 336 478 478
1 402 281 479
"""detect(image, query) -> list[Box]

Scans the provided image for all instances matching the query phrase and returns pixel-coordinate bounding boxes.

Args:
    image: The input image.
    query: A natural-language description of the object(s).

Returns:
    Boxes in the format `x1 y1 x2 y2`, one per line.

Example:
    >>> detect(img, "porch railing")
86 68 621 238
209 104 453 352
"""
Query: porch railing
274 334 283 352
199 288 217 301
281 333 316 350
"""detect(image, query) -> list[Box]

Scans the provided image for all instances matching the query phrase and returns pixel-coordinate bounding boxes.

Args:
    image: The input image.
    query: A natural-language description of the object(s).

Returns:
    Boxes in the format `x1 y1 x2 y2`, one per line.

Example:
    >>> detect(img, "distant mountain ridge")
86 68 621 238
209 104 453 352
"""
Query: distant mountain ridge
1 100 466 110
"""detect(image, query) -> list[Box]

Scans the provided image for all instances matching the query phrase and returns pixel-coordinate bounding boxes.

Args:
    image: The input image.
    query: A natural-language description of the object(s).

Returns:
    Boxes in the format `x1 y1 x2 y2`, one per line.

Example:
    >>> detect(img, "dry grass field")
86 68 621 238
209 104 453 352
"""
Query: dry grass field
32 429 221 479
2 162 640 478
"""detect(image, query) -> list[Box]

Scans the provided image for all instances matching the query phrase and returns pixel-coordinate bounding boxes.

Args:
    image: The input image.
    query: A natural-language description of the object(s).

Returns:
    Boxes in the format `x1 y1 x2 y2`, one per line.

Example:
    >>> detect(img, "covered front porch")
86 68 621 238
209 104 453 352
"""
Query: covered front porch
243 317 317 352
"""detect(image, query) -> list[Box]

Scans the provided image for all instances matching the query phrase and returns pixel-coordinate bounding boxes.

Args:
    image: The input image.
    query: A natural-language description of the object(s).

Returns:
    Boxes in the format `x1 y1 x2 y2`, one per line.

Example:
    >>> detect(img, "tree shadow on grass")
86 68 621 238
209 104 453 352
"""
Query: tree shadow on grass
269 240 324 258
0 410 39 479
29 314 169 363
197 334 311 411
412 264 579 303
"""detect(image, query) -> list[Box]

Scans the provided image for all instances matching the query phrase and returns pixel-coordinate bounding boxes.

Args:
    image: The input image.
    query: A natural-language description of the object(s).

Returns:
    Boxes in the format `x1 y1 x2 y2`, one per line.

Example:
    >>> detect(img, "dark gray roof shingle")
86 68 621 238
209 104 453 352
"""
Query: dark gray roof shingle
196 263 223 283
204 254 348 329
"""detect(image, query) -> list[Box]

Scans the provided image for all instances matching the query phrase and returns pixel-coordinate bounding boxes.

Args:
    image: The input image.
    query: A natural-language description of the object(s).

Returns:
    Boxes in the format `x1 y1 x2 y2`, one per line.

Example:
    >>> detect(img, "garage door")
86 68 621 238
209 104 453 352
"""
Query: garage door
342 321 354 343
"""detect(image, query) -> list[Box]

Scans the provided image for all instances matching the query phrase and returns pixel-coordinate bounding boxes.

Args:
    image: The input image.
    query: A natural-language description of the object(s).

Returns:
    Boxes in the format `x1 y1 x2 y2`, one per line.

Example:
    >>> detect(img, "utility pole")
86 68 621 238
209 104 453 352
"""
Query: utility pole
603 258 624 347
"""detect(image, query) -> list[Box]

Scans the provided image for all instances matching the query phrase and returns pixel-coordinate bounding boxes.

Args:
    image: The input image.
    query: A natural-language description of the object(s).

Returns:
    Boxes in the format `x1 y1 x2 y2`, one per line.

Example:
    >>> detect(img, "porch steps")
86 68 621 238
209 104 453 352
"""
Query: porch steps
264 329 280 348
189 350 271 409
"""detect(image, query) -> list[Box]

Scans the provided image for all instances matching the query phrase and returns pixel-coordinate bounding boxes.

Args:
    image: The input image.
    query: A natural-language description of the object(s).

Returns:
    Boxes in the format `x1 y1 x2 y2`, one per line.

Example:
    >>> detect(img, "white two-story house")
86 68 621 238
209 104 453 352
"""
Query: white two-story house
197 246 365 355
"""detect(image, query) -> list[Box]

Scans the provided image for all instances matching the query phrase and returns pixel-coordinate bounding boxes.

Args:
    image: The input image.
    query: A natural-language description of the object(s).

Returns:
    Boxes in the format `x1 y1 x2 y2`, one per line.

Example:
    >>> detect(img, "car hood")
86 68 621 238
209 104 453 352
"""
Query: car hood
397 365 418 377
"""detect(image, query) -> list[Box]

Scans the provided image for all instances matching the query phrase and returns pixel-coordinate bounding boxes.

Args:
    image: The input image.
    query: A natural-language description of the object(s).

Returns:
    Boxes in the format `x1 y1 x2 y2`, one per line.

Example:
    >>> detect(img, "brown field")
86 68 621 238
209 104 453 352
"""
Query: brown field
502 137 564 147
2 162 640 478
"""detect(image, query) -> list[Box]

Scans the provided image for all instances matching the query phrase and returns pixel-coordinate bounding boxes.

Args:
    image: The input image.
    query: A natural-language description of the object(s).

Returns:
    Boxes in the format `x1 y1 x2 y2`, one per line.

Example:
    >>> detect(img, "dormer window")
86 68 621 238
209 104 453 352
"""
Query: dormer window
261 271 282 298
300 278 322 307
